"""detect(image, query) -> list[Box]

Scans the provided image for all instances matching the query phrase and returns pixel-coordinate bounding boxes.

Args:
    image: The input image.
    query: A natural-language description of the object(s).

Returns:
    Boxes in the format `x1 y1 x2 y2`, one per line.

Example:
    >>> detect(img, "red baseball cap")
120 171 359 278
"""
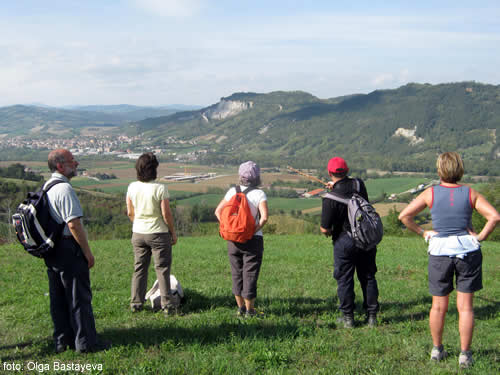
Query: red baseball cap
327 157 349 174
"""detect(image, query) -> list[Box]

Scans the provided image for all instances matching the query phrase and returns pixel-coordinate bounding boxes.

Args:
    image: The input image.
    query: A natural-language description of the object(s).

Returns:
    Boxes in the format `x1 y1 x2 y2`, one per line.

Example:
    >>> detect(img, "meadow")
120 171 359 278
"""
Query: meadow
177 194 324 213
65 161 432 219
364 177 427 197
64 160 431 197
1 236 499 374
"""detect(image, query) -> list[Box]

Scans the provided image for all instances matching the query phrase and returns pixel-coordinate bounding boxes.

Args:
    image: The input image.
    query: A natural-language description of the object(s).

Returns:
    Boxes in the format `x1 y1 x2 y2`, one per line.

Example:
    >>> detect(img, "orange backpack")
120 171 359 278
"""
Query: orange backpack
219 186 256 243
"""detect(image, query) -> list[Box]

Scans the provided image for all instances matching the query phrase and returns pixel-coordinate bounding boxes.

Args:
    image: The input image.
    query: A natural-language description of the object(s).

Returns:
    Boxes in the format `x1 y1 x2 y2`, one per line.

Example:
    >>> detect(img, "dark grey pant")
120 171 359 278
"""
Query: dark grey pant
333 232 379 315
131 232 173 309
228 236 264 299
44 237 97 351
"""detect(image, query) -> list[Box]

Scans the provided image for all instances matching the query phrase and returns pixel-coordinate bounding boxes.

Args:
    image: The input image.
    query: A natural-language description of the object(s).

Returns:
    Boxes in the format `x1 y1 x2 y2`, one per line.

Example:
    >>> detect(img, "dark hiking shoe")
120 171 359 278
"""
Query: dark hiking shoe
367 314 377 327
459 351 473 368
130 304 143 313
430 345 448 361
236 306 246 317
245 309 265 319
336 314 354 328
163 304 181 316
55 342 75 353
77 339 112 354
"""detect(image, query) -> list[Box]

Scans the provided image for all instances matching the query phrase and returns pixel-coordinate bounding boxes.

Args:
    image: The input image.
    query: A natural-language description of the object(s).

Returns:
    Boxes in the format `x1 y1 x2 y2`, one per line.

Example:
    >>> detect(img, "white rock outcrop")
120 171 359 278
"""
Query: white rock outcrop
258 125 269 134
393 126 424 145
202 100 252 121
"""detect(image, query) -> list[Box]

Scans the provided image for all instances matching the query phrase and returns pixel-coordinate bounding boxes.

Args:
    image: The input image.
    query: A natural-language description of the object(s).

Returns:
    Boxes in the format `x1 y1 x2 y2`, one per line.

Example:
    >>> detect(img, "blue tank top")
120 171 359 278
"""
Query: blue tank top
431 185 472 237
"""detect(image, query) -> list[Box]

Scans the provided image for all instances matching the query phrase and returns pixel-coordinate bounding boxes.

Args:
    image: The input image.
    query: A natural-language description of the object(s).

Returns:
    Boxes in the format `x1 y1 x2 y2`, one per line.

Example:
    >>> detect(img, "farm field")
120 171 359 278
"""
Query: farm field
0 161 48 169
2 160 432 197
175 193 325 213
0 177 40 187
1 236 499 374
68 175 431 202
302 202 410 216
63 163 431 217
364 177 429 197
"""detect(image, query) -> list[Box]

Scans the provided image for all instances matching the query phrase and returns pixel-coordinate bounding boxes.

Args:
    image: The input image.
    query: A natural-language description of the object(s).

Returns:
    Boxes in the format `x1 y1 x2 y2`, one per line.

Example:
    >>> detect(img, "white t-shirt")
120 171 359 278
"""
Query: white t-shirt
45 173 84 236
224 185 267 236
127 181 170 234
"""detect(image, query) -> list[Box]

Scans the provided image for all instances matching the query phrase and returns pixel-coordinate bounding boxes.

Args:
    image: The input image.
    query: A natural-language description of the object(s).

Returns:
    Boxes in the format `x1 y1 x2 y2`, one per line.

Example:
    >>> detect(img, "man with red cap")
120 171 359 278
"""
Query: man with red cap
320 157 379 328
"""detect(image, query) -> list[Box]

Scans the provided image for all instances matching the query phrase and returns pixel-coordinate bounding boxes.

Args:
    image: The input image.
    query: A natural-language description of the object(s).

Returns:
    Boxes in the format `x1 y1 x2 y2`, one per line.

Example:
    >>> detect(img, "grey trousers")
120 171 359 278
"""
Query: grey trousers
228 236 264 299
131 232 173 310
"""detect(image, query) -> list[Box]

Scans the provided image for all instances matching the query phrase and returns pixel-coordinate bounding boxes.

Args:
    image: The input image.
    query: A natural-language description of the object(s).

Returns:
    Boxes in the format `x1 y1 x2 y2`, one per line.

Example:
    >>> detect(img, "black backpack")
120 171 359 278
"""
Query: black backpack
323 179 383 251
12 180 67 258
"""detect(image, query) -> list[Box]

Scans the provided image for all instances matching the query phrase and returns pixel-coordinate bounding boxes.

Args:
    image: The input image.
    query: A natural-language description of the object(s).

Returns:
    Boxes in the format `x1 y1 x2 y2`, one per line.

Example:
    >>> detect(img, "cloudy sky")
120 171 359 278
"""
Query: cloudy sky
1 0 499 107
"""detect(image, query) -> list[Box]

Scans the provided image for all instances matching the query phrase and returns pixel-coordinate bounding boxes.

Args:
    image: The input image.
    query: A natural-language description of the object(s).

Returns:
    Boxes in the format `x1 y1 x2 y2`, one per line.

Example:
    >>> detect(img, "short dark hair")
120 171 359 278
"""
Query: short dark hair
136 152 159 182
48 150 67 172
329 171 348 179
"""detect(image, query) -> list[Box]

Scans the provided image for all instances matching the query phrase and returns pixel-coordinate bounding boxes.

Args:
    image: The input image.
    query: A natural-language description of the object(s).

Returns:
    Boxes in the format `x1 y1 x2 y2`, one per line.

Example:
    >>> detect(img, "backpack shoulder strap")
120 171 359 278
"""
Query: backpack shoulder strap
241 186 260 221
242 186 256 196
234 185 241 194
323 192 350 205
43 179 66 193
352 178 360 193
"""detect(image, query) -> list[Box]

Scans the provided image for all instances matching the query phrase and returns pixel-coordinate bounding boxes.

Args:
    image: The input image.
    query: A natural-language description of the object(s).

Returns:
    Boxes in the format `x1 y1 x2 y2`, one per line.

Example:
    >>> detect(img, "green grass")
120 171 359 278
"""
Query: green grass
175 194 323 213
0 176 40 186
93 185 130 194
266 197 322 212
175 193 223 207
71 177 133 188
365 177 429 197
1 236 499 374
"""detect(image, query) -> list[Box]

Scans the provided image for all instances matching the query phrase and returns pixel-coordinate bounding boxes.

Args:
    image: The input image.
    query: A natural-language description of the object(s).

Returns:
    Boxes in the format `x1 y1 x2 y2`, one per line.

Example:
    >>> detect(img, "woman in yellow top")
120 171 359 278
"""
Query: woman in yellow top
126 153 178 315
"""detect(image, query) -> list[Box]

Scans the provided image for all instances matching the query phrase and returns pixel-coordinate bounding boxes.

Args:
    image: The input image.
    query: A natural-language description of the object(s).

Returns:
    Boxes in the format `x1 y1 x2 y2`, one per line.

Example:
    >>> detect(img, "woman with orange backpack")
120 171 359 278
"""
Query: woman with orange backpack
215 161 268 318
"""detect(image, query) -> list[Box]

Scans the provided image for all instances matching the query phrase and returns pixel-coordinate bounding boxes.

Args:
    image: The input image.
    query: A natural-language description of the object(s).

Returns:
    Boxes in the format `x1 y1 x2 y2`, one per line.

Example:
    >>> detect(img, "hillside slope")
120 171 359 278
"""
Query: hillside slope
134 82 500 174
0 105 186 137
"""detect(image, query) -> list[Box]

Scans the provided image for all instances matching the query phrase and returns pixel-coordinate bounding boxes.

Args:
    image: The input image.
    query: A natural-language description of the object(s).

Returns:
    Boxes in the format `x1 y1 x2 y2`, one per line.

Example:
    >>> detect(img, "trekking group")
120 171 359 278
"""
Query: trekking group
12 149 499 368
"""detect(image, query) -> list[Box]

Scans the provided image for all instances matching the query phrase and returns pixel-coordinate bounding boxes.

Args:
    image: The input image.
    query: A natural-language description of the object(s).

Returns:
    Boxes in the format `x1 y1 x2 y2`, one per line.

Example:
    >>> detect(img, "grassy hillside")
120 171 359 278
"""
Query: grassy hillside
0 105 122 137
134 82 500 174
0 105 187 137
1 235 498 374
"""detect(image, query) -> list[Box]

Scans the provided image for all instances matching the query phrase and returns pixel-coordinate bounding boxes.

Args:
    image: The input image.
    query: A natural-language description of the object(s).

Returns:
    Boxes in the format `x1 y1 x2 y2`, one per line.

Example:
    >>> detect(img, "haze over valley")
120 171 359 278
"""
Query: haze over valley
1 82 499 176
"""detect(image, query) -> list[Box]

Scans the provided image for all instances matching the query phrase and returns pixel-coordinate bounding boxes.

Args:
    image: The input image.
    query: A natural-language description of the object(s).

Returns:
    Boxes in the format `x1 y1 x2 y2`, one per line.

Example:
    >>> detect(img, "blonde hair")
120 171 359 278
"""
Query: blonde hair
436 152 464 183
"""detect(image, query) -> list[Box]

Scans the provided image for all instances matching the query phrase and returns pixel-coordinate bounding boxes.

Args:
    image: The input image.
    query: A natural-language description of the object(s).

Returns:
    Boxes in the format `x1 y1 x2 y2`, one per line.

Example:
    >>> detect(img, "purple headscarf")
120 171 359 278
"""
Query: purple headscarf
238 161 260 186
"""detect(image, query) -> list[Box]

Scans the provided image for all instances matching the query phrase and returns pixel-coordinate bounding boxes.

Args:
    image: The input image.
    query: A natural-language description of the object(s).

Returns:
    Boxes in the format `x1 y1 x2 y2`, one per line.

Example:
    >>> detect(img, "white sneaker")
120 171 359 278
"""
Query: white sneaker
459 351 473 368
430 346 448 361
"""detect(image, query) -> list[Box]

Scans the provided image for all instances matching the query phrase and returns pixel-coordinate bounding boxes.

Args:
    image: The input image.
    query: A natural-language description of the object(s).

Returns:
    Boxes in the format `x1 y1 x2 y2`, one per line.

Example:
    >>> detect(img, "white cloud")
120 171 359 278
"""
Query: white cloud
371 74 394 86
130 0 203 18
370 69 413 87
1 3 500 106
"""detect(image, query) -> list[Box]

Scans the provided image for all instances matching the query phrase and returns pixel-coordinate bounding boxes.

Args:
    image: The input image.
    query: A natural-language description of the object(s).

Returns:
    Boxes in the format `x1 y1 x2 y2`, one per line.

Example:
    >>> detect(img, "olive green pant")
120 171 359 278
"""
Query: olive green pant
130 232 174 310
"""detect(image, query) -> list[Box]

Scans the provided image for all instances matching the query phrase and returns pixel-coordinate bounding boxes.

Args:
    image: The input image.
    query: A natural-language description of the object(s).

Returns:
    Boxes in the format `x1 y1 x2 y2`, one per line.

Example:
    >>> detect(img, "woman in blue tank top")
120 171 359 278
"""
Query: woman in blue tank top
399 152 500 368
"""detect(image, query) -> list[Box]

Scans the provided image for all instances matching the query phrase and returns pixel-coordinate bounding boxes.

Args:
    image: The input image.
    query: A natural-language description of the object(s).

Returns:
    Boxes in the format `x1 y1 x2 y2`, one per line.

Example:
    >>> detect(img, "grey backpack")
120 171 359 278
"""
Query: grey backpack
324 179 383 250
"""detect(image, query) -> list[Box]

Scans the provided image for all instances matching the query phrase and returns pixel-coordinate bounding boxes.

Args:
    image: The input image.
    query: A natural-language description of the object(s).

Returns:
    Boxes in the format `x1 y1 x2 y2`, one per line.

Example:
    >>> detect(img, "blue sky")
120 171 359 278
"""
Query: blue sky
1 0 499 106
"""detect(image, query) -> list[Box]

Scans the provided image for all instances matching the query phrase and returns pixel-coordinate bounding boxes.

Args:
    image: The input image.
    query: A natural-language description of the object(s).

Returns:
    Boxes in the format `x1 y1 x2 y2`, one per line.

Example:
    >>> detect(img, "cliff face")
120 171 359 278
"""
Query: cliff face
393 126 424 145
202 99 253 121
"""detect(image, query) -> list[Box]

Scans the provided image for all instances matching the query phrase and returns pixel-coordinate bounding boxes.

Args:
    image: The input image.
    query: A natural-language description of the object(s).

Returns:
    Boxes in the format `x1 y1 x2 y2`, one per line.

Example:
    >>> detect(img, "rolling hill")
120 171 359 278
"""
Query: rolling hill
2 82 499 174
131 82 500 175
0 104 194 137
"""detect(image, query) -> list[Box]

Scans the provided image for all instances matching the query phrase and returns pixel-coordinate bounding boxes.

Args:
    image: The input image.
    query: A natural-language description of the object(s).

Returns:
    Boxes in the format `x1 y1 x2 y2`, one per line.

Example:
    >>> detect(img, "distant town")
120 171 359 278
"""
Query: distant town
0 134 207 162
